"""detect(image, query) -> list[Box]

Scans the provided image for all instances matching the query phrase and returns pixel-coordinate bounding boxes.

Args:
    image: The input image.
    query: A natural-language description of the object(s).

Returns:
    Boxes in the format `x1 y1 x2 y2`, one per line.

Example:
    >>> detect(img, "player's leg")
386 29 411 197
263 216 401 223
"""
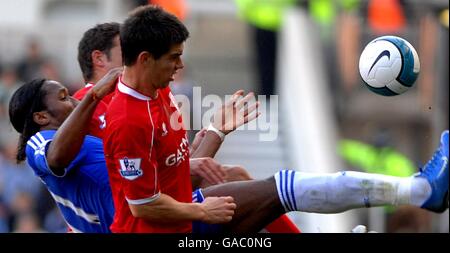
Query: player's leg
198 165 283 232
202 170 424 232
202 130 448 231
274 130 448 214
202 177 285 232
199 165 301 233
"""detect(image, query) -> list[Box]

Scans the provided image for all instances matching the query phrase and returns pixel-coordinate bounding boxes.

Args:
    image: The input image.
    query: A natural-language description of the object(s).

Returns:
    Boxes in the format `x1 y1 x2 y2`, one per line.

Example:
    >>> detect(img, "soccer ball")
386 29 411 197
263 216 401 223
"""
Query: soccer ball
359 35 420 96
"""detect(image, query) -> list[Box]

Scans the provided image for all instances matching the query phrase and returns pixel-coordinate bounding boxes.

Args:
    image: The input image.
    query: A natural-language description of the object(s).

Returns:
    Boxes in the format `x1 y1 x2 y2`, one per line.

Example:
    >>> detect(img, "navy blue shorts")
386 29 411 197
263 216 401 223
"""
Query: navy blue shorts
192 189 224 233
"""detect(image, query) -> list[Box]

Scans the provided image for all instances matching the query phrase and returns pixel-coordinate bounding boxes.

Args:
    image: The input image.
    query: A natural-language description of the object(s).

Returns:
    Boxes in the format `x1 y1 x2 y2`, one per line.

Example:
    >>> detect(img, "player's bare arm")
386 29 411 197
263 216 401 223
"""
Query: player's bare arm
46 67 122 173
128 193 236 224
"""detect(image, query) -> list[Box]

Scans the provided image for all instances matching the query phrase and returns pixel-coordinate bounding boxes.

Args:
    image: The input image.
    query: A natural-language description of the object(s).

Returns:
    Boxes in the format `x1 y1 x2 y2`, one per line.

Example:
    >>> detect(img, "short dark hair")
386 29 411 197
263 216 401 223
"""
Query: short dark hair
121 5 189 66
77 22 120 82
9 79 48 162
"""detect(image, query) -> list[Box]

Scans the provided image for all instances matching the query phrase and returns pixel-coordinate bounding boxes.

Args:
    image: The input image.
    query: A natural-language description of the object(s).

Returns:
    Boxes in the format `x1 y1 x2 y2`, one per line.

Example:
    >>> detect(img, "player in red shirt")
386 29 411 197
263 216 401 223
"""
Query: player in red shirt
72 23 243 188
72 22 249 193
73 22 122 139
105 79 195 232
103 6 257 232
103 5 449 233
78 22 300 232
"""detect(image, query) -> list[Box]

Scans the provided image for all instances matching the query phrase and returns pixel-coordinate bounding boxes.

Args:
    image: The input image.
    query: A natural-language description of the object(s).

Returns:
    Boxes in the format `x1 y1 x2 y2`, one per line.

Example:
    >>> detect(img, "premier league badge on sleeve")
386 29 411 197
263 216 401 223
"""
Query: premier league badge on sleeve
119 157 143 180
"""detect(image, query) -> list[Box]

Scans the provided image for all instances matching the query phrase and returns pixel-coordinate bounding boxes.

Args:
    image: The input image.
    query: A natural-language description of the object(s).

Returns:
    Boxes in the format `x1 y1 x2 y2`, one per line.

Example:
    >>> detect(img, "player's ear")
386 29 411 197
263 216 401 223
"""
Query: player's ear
33 111 50 126
137 51 154 65
92 50 106 68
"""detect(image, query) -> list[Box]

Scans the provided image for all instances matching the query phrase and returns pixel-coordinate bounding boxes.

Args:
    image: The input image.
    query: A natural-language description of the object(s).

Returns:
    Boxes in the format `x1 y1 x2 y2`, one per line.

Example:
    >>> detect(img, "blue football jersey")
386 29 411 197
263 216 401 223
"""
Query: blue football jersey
26 130 114 233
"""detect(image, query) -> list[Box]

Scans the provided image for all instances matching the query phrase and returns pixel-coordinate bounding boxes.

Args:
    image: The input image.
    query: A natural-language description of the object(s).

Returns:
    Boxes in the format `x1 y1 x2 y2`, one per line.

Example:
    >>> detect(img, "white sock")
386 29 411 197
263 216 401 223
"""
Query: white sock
410 176 432 206
274 170 432 213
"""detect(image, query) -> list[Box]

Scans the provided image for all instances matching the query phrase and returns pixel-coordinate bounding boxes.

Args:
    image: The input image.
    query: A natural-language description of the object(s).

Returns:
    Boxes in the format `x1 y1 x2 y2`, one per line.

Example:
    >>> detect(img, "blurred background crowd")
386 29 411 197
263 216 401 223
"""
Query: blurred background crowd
0 0 448 233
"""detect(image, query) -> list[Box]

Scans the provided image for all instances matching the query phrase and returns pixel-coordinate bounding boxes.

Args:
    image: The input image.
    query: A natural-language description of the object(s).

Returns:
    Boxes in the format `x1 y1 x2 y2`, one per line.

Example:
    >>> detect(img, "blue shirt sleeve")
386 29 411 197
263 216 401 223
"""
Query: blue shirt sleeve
26 131 88 177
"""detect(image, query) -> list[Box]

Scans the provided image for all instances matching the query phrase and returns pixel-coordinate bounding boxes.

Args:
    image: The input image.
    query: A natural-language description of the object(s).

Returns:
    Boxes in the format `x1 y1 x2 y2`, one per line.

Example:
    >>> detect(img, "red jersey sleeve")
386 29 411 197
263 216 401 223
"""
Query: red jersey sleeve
72 86 88 101
73 85 108 139
108 119 160 205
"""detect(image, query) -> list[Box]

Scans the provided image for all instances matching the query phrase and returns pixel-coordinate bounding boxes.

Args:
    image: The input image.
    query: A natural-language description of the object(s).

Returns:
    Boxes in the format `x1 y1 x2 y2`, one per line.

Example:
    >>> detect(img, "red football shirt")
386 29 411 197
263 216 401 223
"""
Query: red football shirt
103 78 192 233
73 83 114 139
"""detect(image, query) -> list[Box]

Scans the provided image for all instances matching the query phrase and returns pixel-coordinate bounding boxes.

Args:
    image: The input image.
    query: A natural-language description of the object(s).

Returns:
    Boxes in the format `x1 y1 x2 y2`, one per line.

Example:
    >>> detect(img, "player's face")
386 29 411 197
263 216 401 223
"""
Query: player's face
42 81 79 127
105 35 122 70
149 43 184 89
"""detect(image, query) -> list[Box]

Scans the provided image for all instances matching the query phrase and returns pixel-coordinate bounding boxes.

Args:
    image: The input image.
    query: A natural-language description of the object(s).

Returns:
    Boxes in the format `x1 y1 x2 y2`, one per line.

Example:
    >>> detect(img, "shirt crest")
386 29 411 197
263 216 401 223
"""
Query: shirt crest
119 158 143 180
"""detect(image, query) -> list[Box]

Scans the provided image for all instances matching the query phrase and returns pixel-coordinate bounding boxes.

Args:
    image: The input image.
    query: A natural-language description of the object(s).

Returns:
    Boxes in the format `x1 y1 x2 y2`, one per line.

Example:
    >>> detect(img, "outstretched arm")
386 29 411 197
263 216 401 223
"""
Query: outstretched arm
129 193 236 224
46 67 122 174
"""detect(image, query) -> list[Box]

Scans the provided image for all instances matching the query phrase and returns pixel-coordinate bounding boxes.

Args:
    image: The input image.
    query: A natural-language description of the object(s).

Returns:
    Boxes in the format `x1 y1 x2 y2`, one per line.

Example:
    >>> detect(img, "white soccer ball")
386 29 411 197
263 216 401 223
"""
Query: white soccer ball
359 35 420 96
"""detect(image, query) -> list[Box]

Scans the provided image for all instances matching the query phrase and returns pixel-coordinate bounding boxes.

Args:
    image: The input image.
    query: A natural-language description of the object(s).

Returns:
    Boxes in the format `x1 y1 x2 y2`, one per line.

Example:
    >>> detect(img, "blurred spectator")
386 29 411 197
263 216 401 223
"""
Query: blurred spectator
0 204 9 232
335 0 363 95
0 138 43 208
15 39 47 82
305 0 361 39
12 212 47 233
235 0 296 96
0 66 21 118
10 191 35 216
235 0 362 99
43 207 68 233
367 0 406 34
0 137 48 232
304 0 362 118
40 60 61 82
339 129 416 177
0 191 9 232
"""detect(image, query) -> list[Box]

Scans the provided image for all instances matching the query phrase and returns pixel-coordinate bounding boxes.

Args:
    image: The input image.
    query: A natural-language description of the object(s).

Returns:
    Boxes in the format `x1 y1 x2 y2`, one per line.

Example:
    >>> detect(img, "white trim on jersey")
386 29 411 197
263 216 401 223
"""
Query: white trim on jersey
126 192 161 205
27 133 51 157
49 191 101 225
67 224 83 233
27 132 47 151
146 100 158 196
85 83 94 88
192 189 205 203
118 79 152 101
30 136 42 149
36 132 46 142
198 189 205 202
27 134 69 178
27 139 38 151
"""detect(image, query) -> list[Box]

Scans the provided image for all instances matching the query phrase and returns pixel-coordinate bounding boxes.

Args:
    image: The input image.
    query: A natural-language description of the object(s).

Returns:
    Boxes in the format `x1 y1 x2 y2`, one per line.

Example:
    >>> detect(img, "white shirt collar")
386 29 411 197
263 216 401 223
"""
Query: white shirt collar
117 78 152 101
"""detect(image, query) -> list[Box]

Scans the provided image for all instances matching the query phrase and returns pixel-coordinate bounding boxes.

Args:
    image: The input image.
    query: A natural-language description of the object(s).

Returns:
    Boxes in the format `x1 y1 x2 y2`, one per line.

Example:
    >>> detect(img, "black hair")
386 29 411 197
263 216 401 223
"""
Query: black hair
121 5 189 65
77 22 121 82
9 79 48 162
